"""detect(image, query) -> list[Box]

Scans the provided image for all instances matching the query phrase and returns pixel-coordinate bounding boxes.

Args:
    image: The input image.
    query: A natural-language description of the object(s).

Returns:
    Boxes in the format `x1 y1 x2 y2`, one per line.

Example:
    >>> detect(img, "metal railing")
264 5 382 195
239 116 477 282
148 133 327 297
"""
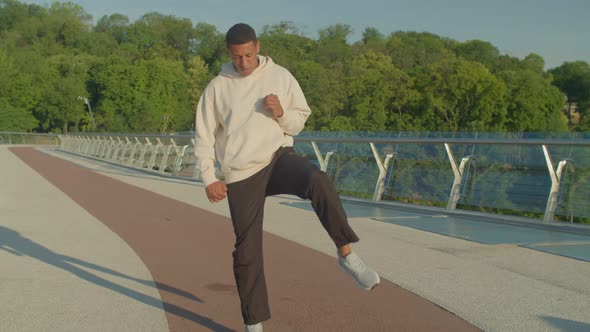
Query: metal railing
0 132 58 145
55 132 590 225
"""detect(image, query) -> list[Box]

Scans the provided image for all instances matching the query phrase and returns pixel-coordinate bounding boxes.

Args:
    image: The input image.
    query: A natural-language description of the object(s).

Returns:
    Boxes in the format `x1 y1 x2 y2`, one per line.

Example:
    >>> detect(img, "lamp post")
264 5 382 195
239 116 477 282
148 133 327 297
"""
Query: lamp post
78 96 96 131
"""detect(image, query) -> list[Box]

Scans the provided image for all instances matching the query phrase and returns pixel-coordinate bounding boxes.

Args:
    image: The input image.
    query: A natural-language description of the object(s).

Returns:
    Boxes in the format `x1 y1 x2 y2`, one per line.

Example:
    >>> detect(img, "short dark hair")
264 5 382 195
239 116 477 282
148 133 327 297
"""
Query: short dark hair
226 23 257 46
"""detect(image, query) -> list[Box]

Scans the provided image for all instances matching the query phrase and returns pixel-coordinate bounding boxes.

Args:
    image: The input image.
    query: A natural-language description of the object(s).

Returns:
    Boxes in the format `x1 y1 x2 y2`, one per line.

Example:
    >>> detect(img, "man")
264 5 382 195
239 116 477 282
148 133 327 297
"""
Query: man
194 23 379 332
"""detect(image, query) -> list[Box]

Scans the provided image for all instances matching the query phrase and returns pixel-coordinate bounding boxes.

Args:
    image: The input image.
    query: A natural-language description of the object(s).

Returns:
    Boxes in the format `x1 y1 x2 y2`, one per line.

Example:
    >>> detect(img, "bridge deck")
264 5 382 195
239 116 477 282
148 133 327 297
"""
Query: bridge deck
2 145 589 331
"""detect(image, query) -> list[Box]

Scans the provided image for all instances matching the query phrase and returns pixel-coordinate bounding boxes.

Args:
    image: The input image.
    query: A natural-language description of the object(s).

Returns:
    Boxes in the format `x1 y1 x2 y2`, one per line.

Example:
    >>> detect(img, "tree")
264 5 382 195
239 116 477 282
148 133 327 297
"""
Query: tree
126 12 195 61
549 61 590 127
0 0 30 33
95 13 130 44
342 51 417 131
454 39 500 70
499 69 568 132
88 55 191 133
413 58 508 132
186 55 211 126
259 21 314 69
358 27 386 53
46 1 92 48
0 50 37 131
291 60 345 130
192 22 225 71
314 24 353 66
35 54 91 133
385 31 456 72
522 53 545 74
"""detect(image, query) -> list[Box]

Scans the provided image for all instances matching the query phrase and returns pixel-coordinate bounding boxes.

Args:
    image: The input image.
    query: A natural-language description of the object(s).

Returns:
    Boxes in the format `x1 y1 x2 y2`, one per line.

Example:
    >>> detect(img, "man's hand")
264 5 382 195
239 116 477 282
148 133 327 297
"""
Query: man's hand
263 94 284 118
205 181 228 203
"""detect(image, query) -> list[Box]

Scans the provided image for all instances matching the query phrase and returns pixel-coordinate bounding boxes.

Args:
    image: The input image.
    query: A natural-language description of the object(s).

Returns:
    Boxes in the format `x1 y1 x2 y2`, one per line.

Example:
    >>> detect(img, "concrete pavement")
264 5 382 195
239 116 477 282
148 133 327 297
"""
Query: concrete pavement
2 145 590 331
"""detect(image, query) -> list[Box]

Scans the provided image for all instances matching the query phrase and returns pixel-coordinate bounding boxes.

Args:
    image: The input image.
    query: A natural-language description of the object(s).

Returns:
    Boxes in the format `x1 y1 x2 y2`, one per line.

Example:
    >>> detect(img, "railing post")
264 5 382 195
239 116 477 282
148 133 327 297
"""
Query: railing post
73 136 81 153
56 135 63 149
370 142 393 201
128 138 140 165
139 138 152 168
311 141 335 173
103 137 113 159
70 136 76 152
89 136 95 155
68 135 75 152
96 136 105 157
111 137 121 160
120 137 131 162
147 138 162 170
79 136 85 154
159 139 174 173
82 136 90 155
62 135 69 151
172 143 189 176
445 143 473 211
542 145 570 223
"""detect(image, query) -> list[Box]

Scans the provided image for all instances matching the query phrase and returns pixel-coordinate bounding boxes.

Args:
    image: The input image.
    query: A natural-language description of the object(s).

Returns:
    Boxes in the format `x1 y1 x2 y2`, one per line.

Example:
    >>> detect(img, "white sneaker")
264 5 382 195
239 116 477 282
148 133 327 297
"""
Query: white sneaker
245 322 263 332
338 252 380 290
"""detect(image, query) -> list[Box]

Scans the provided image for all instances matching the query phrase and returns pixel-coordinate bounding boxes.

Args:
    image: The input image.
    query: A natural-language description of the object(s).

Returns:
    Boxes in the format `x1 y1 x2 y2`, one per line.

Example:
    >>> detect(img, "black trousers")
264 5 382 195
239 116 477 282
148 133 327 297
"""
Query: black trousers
226 147 359 325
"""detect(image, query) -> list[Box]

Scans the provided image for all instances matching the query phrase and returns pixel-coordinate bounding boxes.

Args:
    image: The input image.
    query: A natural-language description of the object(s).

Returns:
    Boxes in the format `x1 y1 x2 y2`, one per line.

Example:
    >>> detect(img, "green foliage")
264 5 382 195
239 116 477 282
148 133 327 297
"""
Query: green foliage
549 61 590 104
549 61 590 130
259 21 314 69
413 58 508 132
454 39 499 69
0 50 37 131
0 0 583 136
499 69 568 132
291 60 345 130
88 55 190 133
192 22 225 71
313 24 353 66
343 51 410 131
0 98 37 131
385 31 456 72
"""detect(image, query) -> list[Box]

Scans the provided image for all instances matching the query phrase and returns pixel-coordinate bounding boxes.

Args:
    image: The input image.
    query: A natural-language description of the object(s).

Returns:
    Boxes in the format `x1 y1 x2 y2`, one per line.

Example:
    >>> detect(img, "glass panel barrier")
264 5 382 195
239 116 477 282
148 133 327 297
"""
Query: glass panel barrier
42 131 590 225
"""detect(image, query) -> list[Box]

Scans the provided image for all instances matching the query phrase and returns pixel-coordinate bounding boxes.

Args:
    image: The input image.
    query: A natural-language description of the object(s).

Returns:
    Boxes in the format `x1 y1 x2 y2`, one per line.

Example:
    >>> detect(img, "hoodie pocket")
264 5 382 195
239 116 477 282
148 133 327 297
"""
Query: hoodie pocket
223 112 284 172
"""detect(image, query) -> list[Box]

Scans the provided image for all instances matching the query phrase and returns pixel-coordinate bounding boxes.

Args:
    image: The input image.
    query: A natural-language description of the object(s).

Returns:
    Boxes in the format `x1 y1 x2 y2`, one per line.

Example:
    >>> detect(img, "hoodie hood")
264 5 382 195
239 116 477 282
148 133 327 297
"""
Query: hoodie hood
220 55 273 78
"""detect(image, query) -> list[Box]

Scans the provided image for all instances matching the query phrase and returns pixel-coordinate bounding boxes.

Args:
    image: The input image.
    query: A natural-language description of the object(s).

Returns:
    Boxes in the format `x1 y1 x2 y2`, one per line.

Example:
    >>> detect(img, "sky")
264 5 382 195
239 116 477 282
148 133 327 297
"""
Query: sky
24 0 590 69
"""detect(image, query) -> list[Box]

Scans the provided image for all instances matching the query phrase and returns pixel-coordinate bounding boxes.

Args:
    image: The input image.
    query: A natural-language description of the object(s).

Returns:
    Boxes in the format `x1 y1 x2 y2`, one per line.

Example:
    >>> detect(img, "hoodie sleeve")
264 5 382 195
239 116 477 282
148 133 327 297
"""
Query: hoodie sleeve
276 72 311 136
194 86 220 187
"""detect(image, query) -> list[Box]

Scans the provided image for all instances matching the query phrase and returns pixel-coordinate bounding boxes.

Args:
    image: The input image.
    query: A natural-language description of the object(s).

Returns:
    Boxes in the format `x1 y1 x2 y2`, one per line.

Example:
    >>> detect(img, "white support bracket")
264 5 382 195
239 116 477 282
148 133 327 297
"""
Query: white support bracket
82 136 91 155
128 137 141 165
370 142 394 201
100 137 109 158
171 140 189 176
120 137 132 162
159 139 174 174
105 137 115 159
77 136 84 154
147 138 162 170
311 141 335 173
89 136 98 156
111 137 123 160
57 135 64 149
138 138 152 168
93 136 103 157
445 143 473 211
542 145 570 223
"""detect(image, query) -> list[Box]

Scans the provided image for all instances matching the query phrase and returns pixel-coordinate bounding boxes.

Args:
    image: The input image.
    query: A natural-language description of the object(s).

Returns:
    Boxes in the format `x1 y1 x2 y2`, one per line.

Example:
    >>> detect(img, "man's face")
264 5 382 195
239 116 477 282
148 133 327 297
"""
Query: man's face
227 40 260 77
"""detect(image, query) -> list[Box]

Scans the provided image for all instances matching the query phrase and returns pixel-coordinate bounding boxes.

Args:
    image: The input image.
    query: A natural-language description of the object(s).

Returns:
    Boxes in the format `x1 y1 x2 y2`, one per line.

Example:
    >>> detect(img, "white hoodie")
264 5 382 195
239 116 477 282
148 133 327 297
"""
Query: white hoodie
194 56 312 186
